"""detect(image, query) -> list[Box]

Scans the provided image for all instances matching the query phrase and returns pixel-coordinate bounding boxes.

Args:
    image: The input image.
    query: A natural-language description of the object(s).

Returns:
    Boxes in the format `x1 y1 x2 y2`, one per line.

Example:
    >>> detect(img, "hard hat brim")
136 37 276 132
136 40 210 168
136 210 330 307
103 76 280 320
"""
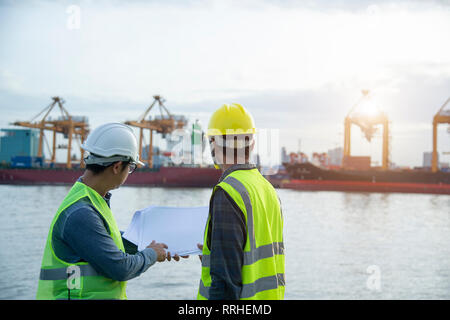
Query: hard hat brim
206 128 256 137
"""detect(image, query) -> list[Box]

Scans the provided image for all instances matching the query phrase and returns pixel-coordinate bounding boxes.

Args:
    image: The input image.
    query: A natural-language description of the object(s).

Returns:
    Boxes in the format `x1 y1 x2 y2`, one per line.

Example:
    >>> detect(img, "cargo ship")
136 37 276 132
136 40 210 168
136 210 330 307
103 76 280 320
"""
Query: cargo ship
0 126 222 188
0 125 221 187
268 93 450 195
0 96 225 187
273 162 450 195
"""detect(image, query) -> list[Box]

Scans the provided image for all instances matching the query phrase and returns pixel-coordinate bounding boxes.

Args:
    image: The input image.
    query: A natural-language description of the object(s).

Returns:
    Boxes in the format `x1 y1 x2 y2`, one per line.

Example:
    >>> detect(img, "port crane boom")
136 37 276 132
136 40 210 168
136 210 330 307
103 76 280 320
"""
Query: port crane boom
12 96 89 169
432 97 450 172
343 90 390 170
125 95 186 168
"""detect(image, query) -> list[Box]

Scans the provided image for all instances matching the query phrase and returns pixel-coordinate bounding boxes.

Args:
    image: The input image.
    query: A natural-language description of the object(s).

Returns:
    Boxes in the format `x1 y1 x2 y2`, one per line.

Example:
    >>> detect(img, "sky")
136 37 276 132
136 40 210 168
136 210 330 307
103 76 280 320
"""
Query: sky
0 0 449 167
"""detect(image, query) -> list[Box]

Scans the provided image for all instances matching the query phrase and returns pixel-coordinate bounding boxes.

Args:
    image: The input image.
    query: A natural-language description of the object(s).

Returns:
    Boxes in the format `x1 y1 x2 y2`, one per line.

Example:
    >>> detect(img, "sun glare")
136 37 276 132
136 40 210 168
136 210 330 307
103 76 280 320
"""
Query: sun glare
358 100 380 117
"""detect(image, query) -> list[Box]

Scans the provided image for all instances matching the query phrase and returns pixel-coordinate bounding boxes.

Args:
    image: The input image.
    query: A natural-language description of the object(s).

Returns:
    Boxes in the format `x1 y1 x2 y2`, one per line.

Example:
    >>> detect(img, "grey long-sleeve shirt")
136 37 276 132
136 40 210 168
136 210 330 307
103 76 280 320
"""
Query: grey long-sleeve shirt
51 180 157 282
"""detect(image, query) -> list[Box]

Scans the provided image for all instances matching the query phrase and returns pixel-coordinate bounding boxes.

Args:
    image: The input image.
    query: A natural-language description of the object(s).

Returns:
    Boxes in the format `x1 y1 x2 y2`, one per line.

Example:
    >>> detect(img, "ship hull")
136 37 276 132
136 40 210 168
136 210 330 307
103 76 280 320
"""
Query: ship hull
277 163 450 195
279 179 450 195
0 167 222 188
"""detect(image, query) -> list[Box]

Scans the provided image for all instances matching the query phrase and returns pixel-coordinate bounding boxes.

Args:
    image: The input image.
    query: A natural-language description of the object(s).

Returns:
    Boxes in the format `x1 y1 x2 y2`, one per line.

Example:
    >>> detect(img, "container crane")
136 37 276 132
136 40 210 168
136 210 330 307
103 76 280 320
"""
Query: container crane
124 95 187 168
343 90 390 170
432 97 450 173
12 96 89 169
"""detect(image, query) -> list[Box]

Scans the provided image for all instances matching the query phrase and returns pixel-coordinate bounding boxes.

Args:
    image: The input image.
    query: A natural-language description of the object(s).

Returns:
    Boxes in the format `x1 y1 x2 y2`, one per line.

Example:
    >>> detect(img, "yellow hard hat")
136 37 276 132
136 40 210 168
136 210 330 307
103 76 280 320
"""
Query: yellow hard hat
207 103 256 137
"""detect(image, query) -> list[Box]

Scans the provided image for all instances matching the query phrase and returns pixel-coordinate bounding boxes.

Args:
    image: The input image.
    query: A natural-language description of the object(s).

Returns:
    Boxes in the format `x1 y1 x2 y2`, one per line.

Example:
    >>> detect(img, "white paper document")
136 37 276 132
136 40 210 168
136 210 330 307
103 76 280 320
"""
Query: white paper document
122 206 209 256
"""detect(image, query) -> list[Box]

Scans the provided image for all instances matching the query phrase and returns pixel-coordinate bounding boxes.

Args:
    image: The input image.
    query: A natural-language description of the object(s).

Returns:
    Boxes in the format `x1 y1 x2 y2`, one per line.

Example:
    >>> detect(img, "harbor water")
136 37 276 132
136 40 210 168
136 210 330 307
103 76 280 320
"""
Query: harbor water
0 184 449 300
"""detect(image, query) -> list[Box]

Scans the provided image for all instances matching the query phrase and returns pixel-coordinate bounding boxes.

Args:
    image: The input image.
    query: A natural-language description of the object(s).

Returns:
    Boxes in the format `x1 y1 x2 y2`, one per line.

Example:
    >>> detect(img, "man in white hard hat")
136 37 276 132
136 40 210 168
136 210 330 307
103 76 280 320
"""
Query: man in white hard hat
36 123 178 300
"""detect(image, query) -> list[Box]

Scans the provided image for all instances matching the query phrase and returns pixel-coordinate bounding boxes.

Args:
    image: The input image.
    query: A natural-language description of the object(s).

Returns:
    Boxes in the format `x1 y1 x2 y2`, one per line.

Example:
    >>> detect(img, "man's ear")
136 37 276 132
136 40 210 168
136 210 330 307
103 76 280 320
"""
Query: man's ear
209 138 217 157
111 161 123 174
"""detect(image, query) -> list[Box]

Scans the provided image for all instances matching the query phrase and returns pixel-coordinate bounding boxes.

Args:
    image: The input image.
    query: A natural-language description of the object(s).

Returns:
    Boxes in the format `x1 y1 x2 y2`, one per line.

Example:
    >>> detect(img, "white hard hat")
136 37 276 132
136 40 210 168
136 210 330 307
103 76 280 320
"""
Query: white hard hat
81 123 145 166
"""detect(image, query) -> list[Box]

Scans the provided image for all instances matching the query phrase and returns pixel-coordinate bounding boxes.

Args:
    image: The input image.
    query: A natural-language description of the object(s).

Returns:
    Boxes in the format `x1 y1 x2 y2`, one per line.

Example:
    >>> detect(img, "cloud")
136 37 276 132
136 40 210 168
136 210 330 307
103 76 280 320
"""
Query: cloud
0 0 449 166
1 0 449 105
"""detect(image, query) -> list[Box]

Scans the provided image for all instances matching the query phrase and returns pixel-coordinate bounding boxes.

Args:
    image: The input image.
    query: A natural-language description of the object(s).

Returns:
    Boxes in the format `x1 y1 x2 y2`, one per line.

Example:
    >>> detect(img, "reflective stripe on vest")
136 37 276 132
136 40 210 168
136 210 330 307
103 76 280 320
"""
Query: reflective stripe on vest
40 264 100 280
199 273 286 300
198 170 285 300
201 242 285 268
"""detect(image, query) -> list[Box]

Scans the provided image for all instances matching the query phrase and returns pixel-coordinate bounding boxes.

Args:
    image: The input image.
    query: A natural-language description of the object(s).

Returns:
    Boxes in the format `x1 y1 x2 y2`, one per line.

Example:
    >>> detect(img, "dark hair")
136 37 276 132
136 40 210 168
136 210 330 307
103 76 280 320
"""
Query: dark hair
210 135 251 164
86 160 130 175
223 146 251 163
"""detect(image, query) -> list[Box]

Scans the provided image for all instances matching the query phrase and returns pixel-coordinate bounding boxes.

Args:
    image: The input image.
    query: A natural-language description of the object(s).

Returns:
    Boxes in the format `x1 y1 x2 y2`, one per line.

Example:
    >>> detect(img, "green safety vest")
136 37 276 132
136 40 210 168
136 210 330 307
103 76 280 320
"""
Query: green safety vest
36 181 127 300
198 168 285 300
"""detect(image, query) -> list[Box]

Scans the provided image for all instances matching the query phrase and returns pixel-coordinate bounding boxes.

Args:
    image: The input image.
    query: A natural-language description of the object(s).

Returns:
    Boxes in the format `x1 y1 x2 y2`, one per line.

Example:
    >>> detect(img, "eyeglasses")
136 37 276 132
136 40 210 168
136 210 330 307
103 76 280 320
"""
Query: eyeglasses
128 162 137 174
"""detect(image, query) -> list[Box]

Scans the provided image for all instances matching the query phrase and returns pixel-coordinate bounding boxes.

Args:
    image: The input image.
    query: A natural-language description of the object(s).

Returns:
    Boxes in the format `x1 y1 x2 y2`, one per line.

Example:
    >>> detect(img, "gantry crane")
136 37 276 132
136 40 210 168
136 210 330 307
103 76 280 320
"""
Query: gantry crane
124 95 187 168
343 90 390 170
12 96 89 169
432 97 450 173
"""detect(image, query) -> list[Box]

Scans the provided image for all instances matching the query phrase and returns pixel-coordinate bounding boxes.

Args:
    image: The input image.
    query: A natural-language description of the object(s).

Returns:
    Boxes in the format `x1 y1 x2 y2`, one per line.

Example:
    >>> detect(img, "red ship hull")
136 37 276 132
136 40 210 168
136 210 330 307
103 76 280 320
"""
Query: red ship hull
0 167 222 188
3 167 449 194
279 179 450 195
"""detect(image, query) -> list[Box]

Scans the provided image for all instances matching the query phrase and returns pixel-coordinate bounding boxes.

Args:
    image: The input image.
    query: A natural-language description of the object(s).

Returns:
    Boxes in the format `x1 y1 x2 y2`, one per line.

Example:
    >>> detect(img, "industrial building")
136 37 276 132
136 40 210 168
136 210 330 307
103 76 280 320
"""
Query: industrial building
0 128 41 166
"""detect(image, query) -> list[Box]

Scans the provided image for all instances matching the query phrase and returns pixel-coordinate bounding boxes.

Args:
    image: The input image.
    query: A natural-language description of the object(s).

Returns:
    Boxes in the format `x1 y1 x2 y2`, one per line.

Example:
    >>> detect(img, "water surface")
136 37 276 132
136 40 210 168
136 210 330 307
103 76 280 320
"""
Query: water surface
0 185 449 299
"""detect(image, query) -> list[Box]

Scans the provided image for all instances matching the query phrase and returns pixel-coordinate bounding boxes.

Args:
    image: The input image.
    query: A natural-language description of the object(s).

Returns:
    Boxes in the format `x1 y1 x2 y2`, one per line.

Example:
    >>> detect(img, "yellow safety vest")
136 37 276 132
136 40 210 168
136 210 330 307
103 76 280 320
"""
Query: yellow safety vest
36 181 127 300
198 168 285 300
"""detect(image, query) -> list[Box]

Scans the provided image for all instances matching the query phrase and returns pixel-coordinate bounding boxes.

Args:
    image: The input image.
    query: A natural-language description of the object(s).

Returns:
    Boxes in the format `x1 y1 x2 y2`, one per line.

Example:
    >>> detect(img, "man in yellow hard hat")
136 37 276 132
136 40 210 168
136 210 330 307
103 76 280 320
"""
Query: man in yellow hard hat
197 103 285 300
